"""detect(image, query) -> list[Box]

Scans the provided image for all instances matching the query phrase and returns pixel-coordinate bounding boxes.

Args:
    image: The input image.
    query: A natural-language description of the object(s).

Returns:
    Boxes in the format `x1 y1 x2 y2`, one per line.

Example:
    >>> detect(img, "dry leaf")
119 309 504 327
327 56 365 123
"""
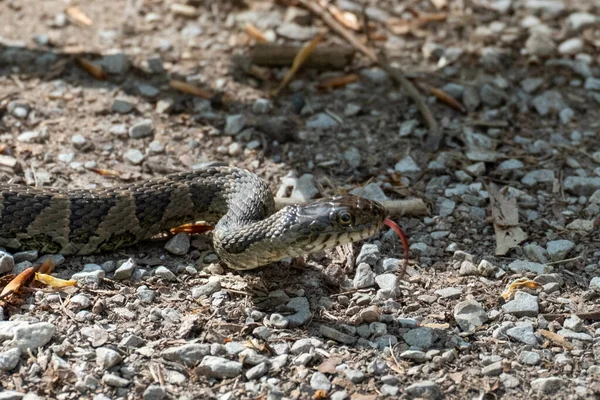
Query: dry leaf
488 184 527 255
245 24 269 43
538 329 574 350
314 390 328 400
170 223 213 235
271 32 326 96
65 6 93 26
448 370 464 384
501 278 541 300
170 3 199 17
88 167 121 177
34 273 76 288
169 80 213 99
317 73 359 90
326 4 360 31
0 267 34 298
76 57 107 80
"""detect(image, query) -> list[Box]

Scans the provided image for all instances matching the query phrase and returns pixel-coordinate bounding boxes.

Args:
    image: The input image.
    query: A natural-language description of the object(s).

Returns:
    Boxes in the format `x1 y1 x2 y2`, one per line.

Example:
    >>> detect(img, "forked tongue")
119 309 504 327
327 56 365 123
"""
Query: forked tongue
384 218 410 279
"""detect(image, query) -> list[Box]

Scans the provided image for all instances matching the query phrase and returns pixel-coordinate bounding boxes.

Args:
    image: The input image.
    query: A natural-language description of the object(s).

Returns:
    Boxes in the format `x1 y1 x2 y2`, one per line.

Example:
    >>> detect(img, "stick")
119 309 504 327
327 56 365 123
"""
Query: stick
275 197 428 217
296 0 441 150
249 43 355 69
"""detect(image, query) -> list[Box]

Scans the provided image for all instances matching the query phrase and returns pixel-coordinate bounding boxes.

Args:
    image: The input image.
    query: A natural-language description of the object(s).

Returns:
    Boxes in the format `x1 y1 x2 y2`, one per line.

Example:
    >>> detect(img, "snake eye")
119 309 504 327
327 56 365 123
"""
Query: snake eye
337 211 353 226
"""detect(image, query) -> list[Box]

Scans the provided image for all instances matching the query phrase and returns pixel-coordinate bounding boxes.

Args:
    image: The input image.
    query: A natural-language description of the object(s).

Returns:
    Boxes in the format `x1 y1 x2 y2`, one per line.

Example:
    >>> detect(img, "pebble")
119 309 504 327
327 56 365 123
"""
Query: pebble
343 147 361 169
143 385 166 400
310 372 331 391
161 344 210 367
71 270 105 285
521 169 554 186
252 98 272 114
506 322 538 345
246 362 268 380
224 114 246 135
563 176 600 196
519 351 540 365
356 244 381 266
482 361 503 376
394 156 421 178
129 119 154 139
100 53 130 74
71 135 88 149
0 348 21 371
306 113 339 129
10 322 56 351
401 350 428 363
96 347 122 369
404 380 442 399
454 299 488 331
375 274 398 292
531 377 567 394
589 276 600 291
276 22 320 41
558 38 583 55
290 174 319 201
502 292 539 317
507 260 545 275
557 329 592 342
546 239 575 261
154 266 177 282
192 277 222 298
70 294 91 310
137 83 160 98
525 32 556 56
435 287 462 300
113 259 136 280
532 90 566 116
164 232 191 255
102 372 130 387
349 183 389 202
111 99 135 114
124 149 144 165
17 130 45 143
480 83 506 107
286 297 311 327
566 12 598 31
353 263 375 289
403 327 436 349
319 325 357 345
0 252 15 274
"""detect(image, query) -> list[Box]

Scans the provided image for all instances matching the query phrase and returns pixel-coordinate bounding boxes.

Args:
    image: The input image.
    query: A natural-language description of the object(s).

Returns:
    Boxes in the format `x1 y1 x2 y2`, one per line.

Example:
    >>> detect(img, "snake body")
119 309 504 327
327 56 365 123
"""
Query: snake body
0 166 387 270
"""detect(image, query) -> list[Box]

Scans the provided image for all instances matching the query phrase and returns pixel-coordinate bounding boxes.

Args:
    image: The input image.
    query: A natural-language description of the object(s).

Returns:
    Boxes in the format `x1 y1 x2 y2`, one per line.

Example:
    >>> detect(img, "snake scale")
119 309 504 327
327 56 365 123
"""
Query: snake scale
0 165 393 270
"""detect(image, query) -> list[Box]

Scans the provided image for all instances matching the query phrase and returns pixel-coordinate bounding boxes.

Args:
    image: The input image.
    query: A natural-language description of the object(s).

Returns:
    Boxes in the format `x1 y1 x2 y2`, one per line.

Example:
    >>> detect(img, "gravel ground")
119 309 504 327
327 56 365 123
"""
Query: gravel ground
1 1 600 399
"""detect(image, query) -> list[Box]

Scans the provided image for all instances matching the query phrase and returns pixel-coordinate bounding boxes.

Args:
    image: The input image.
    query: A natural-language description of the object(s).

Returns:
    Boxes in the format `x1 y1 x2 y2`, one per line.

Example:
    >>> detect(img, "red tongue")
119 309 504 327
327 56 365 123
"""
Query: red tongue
384 218 410 279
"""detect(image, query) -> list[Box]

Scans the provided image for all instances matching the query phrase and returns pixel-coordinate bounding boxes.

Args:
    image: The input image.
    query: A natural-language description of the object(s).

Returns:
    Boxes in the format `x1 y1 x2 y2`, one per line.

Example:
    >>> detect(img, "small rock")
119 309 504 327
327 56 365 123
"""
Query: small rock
96 347 122 369
404 380 442 399
290 174 319 201
532 90 566 116
276 23 320 41
224 114 246 135
113 259 135 280
546 240 575 261
310 372 331 391
286 297 311 327
519 351 540 365
11 322 56 351
353 263 375 289
557 329 592 341
558 38 584 55
403 327 436 350
482 361 503 376
246 362 268 380
101 53 130 74
400 350 428 363
521 169 554 186
502 292 539 317
306 113 339 129
480 83 506 107
124 149 144 165
0 348 21 371
129 119 154 139
191 277 222 298
435 287 462 300
143 385 166 400
161 344 210 367
0 252 15 274
454 299 488 332
564 176 600 196
252 98 272 114
395 156 421 178
525 32 556 57
102 372 130 387
506 322 538 345
319 325 357 345
112 98 135 114
566 12 597 31
523 244 549 264
590 276 600 292
375 274 398 292
531 377 567 394
507 260 545 275
164 232 190 255
154 266 177 282
356 244 380 266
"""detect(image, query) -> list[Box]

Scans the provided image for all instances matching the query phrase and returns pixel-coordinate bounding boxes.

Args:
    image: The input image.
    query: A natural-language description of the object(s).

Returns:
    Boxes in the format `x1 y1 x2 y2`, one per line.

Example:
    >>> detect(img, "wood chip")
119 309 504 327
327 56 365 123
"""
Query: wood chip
65 6 93 26
244 24 269 43
170 3 199 17
317 73 359 90
538 329 574 350
76 57 107 80
169 80 213 99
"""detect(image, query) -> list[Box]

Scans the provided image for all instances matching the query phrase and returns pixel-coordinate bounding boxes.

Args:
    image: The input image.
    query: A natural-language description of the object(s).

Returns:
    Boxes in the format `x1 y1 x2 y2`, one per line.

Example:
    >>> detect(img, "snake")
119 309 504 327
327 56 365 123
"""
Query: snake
0 165 406 270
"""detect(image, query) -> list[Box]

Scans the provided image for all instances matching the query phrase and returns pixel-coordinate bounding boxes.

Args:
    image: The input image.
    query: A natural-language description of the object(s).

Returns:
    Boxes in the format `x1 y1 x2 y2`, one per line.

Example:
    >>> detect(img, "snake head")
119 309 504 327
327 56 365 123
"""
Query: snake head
288 195 387 253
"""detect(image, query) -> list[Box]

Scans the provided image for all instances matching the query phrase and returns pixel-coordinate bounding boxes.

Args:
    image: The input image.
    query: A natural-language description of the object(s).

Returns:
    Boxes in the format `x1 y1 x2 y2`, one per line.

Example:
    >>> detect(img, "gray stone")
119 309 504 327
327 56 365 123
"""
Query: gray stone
70 294 91 310
507 260 545 275
589 276 600 291
124 149 144 165
129 119 154 139
400 350 428 363
10 322 55 351
585 77 600 91
531 377 567 394
306 113 339 129
523 243 549 263
246 362 268 380
119 335 146 348
403 327 436 349
0 347 21 371
394 156 421 178
438 199 456 217
191 277 222 298
375 274 398 292
286 297 311 327
502 292 539 317
557 329 592 341
356 244 380 266
506 322 538 345
112 99 135 114
319 325 357 345
290 174 319 201
0 252 14 274
546 240 575 261
154 266 177 282
404 380 442 399
359 67 390 84
532 90 566 116
137 83 160 98
164 232 190 255
310 372 331 391
435 287 462 300
381 385 399 396
525 32 556 57
113 259 135 280
353 263 376 289
224 114 246 135
276 22 320 41
101 53 130 74
343 147 361 169
500 373 519 389
521 169 554 186
521 78 544 94
344 368 365 383
519 351 540 365
349 183 389 202
96 347 122 369
290 338 323 354
482 361 503 376
17 130 45 143
252 98 272 114
0 391 24 400
143 384 166 400
558 38 583 55
564 176 600 196
102 372 130 387
161 344 210 367
454 299 488 332
399 119 418 137
567 12 598 31
71 270 105 285
480 83 506 107
155 99 173 114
